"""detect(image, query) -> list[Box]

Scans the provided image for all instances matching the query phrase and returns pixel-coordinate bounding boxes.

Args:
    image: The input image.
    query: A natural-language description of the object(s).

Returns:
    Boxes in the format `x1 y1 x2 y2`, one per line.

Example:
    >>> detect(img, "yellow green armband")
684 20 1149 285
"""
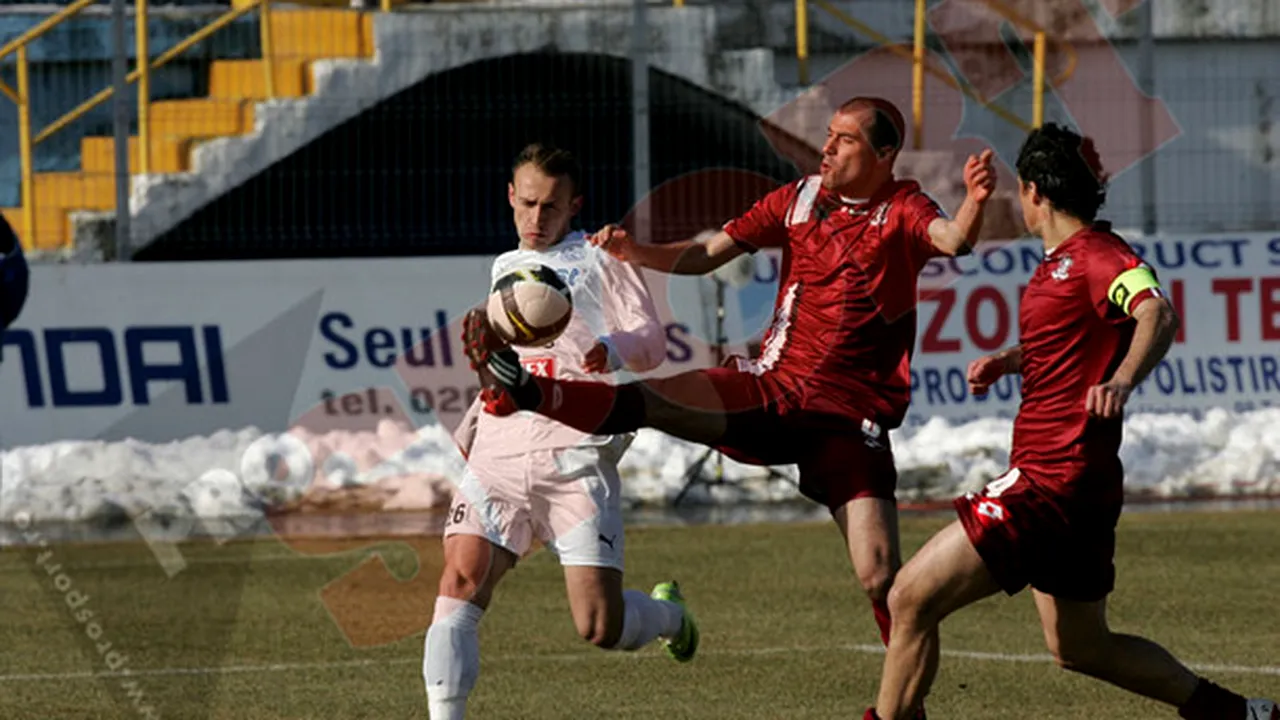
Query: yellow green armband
1107 265 1162 315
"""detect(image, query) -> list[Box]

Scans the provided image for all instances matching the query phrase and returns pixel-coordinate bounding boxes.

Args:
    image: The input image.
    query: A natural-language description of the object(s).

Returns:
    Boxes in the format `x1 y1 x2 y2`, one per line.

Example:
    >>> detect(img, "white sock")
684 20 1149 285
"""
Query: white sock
611 589 685 651
423 596 485 720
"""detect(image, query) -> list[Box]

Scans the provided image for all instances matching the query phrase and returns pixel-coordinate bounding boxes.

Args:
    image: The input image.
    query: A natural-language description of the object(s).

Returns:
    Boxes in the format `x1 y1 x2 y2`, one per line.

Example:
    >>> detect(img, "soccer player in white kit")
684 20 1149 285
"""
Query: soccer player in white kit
422 144 700 720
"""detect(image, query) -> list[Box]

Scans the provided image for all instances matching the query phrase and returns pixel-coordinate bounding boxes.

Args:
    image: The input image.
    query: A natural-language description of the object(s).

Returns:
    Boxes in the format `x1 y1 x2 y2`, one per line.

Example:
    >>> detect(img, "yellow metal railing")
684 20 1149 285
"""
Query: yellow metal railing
791 0 1078 146
0 0 291 247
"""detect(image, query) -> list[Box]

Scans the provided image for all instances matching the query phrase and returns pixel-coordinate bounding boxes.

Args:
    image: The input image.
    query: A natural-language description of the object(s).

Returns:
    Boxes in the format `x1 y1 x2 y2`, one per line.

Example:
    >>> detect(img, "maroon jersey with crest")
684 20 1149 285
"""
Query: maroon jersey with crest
722 175 947 428
1012 222 1163 500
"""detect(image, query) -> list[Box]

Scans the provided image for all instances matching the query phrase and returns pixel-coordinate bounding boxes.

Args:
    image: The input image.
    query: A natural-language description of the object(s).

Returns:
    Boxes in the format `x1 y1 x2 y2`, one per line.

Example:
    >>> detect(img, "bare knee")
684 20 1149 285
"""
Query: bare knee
438 539 511 610
437 562 487 604
857 562 896 603
885 571 939 631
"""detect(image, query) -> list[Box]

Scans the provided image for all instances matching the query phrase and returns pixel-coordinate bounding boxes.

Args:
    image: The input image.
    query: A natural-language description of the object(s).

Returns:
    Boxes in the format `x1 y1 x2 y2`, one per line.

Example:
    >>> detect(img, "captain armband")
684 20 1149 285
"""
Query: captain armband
1107 264 1163 315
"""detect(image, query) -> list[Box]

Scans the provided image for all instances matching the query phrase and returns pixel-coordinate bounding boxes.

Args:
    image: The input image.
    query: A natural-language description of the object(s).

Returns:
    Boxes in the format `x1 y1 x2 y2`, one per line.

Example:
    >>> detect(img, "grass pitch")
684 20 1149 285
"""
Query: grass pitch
0 509 1277 719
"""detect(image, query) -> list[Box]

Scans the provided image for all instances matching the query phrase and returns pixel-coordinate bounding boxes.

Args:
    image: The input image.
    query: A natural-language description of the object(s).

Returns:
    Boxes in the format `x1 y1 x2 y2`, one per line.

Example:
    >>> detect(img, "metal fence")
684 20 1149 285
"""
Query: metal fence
0 0 1274 260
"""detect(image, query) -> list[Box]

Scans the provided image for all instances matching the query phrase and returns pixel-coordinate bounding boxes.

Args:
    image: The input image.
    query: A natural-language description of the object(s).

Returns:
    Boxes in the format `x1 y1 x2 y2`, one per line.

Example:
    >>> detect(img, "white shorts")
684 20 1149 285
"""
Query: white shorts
443 438 628 571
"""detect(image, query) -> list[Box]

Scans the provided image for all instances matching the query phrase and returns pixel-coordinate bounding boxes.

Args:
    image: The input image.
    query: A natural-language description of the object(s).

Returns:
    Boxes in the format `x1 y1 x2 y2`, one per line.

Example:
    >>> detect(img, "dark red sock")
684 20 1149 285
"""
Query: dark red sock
1178 678 1247 720
517 377 647 435
863 709 882 720
872 597 892 647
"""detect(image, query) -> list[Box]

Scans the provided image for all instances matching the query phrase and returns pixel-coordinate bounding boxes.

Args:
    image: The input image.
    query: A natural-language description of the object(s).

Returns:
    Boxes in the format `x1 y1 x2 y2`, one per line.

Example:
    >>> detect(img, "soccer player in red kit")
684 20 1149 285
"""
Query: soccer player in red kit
464 96 996 691
863 123 1279 720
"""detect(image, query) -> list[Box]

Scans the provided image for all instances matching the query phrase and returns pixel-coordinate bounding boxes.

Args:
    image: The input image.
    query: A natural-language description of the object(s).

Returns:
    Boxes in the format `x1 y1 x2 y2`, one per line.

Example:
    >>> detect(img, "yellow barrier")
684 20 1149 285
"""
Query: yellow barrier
1033 31 1047 128
0 0 293 247
800 0 1071 141
795 0 810 86
912 0 925 149
138 0 151 174
16 47 33 248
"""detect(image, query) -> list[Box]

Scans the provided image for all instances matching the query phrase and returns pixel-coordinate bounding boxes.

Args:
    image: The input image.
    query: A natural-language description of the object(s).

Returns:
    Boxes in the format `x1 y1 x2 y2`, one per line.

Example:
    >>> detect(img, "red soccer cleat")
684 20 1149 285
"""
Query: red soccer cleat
479 386 518 417
461 307 529 416
461 307 509 369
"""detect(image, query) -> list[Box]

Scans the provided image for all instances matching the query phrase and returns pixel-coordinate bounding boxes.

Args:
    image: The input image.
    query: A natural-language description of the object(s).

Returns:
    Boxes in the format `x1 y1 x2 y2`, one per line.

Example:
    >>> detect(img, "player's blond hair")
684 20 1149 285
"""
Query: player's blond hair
512 143 583 197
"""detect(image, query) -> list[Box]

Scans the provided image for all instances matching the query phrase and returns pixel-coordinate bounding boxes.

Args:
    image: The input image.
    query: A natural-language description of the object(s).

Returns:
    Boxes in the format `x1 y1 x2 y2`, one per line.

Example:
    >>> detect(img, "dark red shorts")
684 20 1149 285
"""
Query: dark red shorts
662 365 898 511
954 465 1123 603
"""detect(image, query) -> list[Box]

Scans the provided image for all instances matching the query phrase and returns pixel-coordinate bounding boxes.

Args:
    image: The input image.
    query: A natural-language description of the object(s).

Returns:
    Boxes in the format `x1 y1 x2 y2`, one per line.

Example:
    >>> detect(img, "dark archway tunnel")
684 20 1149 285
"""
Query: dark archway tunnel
135 52 804 261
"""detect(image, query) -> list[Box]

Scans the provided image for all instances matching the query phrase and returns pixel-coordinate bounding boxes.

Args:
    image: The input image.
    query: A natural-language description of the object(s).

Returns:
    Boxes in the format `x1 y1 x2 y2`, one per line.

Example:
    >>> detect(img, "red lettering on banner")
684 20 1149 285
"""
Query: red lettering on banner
520 357 556 378
921 288 962 353
1261 278 1280 342
1211 278 1253 342
928 0 1179 178
1169 279 1186 344
965 286 1011 351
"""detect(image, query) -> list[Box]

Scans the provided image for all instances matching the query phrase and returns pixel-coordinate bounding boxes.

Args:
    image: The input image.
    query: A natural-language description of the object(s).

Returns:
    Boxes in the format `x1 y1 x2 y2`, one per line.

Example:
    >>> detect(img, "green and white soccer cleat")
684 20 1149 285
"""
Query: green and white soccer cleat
651 581 699 663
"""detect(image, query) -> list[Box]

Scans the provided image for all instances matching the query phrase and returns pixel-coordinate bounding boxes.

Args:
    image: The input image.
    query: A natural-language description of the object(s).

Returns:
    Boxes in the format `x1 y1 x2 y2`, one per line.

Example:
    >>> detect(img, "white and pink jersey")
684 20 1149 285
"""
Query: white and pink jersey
455 230 666 458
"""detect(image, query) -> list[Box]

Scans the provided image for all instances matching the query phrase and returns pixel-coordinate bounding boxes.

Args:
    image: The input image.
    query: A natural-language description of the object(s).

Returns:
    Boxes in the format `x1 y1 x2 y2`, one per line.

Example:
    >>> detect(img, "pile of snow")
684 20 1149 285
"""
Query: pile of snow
2 409 1277 526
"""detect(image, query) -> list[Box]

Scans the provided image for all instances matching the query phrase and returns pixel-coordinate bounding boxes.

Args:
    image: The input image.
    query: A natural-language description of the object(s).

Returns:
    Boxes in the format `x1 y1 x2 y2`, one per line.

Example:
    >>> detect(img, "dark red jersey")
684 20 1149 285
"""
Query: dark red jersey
722 175 947 428
1011 222 1164 499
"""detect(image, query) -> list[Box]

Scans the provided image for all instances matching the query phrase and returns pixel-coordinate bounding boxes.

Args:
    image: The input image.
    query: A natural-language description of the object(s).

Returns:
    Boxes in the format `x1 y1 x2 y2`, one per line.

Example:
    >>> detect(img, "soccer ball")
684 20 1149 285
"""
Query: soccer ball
486 264 573 347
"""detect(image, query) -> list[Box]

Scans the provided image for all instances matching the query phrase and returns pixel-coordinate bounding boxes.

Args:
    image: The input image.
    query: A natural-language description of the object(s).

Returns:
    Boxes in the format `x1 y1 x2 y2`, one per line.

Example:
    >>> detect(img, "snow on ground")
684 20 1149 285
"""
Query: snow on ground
1 409 1278 526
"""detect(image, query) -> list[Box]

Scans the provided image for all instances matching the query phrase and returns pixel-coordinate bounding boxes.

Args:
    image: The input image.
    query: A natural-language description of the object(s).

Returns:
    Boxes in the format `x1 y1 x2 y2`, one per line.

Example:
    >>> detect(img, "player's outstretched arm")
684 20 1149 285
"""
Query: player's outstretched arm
1086 296 1179 418
927 149 997 257
590 225 746 276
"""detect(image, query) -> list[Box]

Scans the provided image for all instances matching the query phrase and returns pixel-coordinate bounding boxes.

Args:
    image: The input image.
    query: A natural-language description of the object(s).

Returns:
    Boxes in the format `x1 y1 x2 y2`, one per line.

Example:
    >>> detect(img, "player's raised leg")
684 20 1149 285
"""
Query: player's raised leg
424 533 517 720
871 521 1002 720
1032 592 1278 720
464 307 736 445
542 447 697 662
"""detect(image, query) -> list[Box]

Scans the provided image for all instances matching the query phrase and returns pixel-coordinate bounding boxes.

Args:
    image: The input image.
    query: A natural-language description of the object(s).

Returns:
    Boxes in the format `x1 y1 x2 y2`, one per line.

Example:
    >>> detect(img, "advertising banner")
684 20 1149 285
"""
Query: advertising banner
710 232 1280 427
3 233 1278 447
0 258 741 448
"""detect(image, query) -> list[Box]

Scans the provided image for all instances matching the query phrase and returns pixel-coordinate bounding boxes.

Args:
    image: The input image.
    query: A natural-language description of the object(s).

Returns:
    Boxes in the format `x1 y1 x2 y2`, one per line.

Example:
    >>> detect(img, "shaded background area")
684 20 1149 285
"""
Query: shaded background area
135 52 803 260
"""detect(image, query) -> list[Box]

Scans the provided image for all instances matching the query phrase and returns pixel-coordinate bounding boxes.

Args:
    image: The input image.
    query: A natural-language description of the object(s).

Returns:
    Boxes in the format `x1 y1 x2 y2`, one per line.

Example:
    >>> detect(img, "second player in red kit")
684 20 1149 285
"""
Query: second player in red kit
463 97 997 717
864 123 1279 720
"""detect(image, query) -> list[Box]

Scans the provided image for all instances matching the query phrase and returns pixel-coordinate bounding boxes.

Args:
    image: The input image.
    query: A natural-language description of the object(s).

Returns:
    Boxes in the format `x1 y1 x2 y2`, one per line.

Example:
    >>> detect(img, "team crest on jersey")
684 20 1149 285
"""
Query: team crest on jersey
552 266 583 289
1050 255 1073 281
860 418 885 450
521 357 557 378
557 242 588 263
869 202 891 227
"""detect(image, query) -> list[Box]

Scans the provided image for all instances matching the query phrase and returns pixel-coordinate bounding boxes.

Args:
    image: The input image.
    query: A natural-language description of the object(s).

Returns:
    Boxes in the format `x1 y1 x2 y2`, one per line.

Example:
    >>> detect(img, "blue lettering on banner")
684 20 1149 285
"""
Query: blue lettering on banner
920 245 1044 279
318 312 701 369
665 323 693 363
1128 238 1249 270
1269 237 1280 266
911 354 1280 411
754 254 780 284
910 368 1022 406
320 310 455 370
1 325 229 409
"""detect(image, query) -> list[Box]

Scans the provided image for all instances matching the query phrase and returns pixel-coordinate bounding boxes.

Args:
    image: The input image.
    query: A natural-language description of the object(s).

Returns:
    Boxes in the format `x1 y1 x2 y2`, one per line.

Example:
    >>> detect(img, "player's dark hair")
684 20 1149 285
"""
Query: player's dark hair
837 97 905 157
513 143 583 197
1015 123 1108 222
